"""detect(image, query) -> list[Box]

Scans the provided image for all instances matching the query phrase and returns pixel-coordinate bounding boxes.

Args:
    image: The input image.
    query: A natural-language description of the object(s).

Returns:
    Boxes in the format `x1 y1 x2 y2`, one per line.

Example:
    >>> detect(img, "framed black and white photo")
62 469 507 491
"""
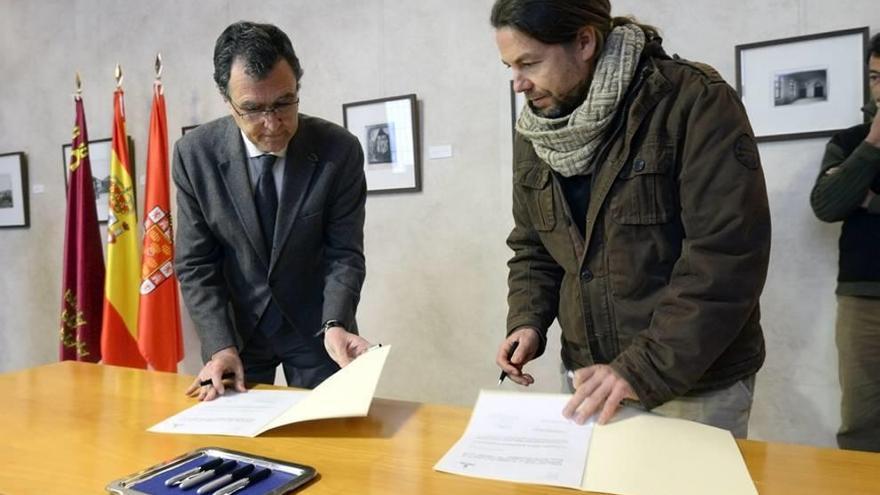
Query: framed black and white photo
343 94 421 194
62 136 135 223
0 152 29 229
736 27 869 142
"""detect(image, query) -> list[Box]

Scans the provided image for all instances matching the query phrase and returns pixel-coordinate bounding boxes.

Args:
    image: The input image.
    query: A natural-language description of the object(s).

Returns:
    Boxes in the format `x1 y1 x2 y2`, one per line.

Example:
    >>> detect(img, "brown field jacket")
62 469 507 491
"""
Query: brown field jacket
507 44 771 409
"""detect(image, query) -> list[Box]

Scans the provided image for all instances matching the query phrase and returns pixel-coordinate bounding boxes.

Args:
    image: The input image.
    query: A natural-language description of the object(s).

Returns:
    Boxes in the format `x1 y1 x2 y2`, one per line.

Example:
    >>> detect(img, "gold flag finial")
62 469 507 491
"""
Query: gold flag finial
154 53 163 80
115 63 123 88
75 71 83 97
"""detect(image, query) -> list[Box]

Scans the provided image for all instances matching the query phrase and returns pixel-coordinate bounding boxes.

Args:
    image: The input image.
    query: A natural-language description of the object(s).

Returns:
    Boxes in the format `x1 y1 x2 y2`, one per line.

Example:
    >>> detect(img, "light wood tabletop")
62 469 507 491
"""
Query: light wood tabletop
1 362 878 494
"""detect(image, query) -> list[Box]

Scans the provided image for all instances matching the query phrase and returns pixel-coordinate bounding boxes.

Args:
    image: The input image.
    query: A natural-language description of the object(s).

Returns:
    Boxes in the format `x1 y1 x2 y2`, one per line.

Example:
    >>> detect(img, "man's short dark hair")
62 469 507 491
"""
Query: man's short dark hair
868 32 880 64
213 21 303 98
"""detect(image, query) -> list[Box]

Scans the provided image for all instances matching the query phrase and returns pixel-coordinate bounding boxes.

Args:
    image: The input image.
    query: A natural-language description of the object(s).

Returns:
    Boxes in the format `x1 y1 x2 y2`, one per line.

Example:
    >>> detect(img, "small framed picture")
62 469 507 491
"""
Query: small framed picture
181 124 199 136
0 152 29 229
343 94 421 194
736 27 870 142
62 136 135 223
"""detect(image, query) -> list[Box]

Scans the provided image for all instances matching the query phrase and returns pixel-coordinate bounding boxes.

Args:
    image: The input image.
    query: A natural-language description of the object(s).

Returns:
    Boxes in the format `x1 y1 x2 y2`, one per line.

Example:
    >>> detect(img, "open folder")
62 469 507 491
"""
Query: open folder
148 345 391 437
434 390 757 495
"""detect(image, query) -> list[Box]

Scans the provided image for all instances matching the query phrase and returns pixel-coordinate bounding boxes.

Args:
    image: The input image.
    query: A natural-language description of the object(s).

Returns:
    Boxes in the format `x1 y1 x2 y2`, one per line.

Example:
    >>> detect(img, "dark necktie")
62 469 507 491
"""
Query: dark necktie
254 154 278 256
253 154 282 337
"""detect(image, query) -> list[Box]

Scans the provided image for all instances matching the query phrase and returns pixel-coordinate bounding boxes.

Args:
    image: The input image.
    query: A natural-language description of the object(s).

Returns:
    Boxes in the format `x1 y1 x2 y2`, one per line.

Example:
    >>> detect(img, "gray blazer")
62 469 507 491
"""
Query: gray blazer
173 114 366 361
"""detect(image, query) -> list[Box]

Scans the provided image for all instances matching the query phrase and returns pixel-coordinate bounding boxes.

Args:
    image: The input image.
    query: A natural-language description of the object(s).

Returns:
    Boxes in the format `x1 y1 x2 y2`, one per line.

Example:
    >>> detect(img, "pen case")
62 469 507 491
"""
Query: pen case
106 447 316 495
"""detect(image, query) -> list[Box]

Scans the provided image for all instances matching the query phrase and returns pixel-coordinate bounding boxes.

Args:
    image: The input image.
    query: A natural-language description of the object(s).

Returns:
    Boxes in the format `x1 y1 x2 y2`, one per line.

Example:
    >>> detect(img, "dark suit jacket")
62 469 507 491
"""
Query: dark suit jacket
173 114 366 361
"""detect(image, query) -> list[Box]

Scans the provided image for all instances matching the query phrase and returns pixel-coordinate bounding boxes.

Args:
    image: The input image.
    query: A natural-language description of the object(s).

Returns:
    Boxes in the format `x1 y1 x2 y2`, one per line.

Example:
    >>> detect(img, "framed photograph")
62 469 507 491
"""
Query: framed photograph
510 80 526 140
0 152 29 228
343 94 421 194
736 27 869 142
62 136 135 223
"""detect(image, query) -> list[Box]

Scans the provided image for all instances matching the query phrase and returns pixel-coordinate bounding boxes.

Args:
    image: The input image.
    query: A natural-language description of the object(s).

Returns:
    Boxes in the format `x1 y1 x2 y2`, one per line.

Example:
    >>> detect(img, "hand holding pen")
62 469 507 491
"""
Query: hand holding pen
496 327 540 386
186 347 246 401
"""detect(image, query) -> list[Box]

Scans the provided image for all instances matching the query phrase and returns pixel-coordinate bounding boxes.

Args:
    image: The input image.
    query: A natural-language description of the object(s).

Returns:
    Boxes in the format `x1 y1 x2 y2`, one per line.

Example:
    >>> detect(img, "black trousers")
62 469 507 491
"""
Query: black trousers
239 323 339 389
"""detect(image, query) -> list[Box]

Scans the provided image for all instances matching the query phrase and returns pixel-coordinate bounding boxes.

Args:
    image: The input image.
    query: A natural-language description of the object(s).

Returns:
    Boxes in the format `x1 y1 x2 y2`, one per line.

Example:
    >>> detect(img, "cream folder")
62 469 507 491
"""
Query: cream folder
435 390 757 495
148 345 391 437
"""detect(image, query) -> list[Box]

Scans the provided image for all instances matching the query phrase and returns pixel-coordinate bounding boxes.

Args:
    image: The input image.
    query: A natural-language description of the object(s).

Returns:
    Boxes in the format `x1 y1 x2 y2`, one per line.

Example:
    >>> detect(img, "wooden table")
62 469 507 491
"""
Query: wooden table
1 362 878 494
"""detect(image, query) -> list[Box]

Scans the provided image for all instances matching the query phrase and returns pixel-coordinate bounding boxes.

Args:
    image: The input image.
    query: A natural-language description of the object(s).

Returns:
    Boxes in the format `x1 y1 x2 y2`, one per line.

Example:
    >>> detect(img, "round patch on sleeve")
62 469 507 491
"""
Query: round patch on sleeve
734 134 760 170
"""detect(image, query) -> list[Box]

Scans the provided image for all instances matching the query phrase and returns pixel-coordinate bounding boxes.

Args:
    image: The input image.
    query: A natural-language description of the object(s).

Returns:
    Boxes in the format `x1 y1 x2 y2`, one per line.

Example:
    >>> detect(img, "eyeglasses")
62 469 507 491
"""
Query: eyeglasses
228 96 300 122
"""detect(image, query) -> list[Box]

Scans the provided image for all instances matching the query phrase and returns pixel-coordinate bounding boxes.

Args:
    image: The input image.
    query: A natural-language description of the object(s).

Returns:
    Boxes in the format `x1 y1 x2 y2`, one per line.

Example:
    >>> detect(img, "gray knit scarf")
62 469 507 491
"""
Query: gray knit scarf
516 24 646 177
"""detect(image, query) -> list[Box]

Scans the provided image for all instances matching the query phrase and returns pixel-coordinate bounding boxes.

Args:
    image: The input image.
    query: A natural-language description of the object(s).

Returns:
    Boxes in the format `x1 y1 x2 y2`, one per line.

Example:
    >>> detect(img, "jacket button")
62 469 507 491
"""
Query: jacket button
633 158 646 172
580 268 593 282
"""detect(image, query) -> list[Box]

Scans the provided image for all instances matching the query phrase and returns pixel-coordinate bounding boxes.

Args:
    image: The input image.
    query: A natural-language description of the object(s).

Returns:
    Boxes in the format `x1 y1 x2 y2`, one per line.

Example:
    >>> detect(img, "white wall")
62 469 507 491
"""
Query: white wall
0 0 876 448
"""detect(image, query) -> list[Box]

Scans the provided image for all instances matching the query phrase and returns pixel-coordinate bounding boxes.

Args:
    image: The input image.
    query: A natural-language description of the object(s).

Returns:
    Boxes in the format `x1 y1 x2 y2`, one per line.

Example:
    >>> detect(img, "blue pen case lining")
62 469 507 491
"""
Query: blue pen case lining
106 447 317 495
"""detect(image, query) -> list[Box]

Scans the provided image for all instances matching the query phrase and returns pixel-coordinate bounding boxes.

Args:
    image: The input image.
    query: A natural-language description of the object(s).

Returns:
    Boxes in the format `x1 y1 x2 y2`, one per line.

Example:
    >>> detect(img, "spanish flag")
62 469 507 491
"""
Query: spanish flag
137 80 184 371
101 81 146 368
60 89 105 362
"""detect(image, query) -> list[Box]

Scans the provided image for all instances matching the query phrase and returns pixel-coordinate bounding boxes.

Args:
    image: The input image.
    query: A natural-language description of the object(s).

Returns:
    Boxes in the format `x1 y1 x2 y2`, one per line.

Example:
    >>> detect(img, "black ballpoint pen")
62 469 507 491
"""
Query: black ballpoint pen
179 460 238 490
164 457 223 486
497 341 520 386
196 464 255 494
199 372 236 387
213 467 271 495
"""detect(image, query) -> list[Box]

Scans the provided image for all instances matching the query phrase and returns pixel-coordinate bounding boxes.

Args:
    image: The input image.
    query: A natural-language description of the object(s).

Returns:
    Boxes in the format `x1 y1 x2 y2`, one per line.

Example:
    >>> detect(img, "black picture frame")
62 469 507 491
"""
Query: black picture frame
735 27 870 142
181 124 199 136
0 151 29 229
510 80 526 142
62 136 136 223
343 94 421 194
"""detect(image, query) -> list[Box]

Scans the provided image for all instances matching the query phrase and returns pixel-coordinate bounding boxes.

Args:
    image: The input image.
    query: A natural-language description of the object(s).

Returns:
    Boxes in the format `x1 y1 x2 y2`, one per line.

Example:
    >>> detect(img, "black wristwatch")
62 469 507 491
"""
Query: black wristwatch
318 319 344 336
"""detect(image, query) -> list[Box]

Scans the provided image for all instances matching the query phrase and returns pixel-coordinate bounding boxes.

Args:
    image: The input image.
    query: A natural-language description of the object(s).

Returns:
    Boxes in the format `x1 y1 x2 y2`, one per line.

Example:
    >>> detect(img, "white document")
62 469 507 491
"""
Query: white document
434 390 593 489
436 389 757 495
148 345 391 437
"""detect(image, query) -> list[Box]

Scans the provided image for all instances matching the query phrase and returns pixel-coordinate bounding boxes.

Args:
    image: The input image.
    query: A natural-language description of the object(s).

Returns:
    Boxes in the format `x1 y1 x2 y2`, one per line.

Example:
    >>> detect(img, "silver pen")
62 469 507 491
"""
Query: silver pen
212 467 271 495
179 460 237 490
196 464 255 494
164 457 223 486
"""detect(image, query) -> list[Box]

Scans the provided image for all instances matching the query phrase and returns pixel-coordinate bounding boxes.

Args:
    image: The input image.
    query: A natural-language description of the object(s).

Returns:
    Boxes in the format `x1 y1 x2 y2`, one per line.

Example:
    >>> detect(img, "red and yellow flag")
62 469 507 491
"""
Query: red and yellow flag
60 92 105 362
101 85 146 368
137 81 184 371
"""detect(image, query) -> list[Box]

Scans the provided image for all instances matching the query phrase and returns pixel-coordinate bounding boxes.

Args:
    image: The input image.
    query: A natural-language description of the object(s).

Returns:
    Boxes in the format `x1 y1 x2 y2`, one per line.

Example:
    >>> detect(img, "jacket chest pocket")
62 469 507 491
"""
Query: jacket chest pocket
515 166 556 231
609 144 676 225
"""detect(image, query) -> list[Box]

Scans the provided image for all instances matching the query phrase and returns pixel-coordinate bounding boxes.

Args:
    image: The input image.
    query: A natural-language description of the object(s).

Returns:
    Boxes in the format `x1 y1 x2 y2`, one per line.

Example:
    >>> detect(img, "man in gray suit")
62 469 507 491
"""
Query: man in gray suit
174 21 370 401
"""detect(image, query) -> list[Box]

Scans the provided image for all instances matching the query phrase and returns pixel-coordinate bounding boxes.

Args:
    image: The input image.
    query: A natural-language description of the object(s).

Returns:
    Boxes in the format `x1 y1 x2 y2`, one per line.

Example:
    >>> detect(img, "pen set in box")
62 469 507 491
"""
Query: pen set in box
165 458 271 494
106 447 316 495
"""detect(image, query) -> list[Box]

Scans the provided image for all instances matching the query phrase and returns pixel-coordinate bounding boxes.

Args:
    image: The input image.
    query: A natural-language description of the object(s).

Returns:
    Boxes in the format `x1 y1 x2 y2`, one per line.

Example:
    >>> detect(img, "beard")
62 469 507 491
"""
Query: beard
529 77 593 119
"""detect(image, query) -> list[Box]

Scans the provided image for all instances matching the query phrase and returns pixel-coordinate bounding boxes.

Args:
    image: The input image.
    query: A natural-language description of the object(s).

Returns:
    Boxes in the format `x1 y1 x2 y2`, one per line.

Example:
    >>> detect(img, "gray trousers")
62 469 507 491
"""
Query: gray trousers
836 295 880 452
564 368 755 438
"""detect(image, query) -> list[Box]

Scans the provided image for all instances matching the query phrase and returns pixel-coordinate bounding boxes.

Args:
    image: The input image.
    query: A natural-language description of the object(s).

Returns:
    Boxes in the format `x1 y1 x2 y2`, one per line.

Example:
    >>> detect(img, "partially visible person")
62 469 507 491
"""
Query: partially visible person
491 0 771 438
810 32 880 452
174 21 370 401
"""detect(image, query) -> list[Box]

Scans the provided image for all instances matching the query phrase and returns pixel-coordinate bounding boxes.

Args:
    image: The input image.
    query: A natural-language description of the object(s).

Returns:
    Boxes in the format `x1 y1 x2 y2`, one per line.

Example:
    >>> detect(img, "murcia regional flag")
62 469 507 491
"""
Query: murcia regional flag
101 85 146 368
60 92 105 362
137 80 184 371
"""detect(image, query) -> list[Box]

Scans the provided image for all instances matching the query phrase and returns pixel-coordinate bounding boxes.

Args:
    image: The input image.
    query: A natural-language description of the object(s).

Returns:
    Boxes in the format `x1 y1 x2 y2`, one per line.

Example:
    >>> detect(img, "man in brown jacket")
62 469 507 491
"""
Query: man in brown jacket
492 0 771 437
